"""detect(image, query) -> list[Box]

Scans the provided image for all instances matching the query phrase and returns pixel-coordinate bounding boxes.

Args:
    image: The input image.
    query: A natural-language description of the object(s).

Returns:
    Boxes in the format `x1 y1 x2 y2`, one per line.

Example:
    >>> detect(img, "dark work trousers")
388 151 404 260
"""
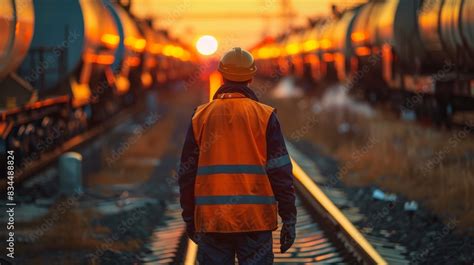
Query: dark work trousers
196 231 273 265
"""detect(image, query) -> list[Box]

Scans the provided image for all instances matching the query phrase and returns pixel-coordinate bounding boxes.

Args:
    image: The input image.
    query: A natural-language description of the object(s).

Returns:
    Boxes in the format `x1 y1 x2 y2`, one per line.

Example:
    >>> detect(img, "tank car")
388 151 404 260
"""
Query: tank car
284 27 306 78
107 2 147 104
348 0 388 99
418 0 474 101
330 7 361 82
317 18 339 82
253 0 474 124
0 0 35 108
252 37 278 78
300 21 324 83
418 0 474 69
0 0 198 174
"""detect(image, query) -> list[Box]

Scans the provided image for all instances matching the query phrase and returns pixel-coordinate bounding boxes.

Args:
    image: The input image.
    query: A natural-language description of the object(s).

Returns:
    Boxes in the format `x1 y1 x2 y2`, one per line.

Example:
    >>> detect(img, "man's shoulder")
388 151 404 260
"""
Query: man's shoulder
254 101 275 114
195 102 211 112
192 102 213 119
193 99 275 119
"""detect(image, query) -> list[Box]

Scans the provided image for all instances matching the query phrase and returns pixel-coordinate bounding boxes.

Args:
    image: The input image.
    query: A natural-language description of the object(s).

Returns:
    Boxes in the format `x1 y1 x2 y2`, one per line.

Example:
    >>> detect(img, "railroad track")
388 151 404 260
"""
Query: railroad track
141 159 386 264
140 199 189 264
272 195 347 263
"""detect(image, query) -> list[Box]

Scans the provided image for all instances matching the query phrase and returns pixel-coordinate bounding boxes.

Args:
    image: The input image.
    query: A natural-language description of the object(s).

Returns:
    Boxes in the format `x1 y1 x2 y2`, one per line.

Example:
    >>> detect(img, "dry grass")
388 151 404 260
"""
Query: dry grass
269 96 474 231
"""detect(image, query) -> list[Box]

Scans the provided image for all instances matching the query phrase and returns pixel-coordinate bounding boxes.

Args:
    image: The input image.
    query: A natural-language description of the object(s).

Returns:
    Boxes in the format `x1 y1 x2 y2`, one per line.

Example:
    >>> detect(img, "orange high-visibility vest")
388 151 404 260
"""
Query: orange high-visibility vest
192 92 278 232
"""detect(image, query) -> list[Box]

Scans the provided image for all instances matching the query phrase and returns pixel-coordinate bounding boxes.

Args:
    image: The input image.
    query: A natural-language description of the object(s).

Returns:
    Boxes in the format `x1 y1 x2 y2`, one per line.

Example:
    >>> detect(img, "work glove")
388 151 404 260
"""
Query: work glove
280 223 296 253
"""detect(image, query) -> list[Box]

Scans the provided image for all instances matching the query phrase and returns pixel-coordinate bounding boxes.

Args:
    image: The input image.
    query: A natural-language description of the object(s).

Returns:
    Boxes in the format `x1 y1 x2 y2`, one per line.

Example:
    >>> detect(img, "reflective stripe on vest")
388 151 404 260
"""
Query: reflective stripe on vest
197 164 266 175
192 93 278 232
196 195 276 205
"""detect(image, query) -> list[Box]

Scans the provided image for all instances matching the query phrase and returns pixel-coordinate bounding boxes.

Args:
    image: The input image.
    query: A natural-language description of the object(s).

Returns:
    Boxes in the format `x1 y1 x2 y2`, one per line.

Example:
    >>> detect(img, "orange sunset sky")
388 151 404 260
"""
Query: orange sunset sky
131 0 367 55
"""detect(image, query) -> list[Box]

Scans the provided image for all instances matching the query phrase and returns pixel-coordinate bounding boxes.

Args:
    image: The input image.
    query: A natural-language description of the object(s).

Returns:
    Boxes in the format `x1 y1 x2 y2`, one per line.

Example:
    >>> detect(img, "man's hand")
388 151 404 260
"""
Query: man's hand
280 223 296 253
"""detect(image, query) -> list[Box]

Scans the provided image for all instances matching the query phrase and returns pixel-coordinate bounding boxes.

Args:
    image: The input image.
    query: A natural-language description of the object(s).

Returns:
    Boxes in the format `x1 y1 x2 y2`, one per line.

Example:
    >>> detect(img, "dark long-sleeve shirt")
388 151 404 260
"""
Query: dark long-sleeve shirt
178 83 297 231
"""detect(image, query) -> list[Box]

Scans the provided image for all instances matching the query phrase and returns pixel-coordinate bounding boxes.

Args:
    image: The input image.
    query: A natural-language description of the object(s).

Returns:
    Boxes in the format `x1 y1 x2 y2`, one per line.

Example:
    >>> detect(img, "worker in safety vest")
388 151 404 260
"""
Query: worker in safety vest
178 47 296 265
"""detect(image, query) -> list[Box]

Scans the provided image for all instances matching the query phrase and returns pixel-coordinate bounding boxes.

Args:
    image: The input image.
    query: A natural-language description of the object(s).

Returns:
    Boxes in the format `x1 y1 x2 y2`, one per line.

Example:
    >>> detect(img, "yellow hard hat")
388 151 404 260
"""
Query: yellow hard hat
218 47 257 82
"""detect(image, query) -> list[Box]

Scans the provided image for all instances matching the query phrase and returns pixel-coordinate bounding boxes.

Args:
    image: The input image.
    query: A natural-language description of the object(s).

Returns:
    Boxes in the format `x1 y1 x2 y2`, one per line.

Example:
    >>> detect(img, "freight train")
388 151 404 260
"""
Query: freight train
0 0 198 172
251 0 474 125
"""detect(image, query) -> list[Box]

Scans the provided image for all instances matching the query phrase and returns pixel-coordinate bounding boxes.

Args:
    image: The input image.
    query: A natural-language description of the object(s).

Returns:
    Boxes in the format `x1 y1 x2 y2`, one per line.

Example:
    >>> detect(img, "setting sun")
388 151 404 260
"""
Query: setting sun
196 35 218 56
